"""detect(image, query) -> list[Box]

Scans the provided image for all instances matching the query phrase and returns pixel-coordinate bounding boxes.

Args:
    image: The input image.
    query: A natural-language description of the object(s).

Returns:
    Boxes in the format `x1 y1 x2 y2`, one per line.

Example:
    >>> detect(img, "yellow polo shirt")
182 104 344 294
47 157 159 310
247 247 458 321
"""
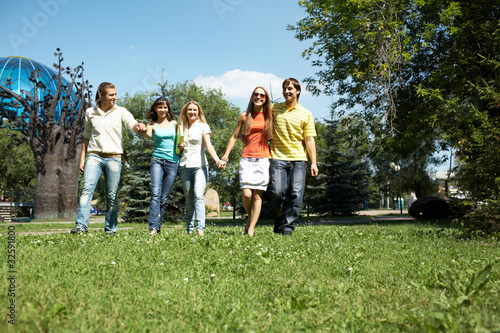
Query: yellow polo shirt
270 102 317 161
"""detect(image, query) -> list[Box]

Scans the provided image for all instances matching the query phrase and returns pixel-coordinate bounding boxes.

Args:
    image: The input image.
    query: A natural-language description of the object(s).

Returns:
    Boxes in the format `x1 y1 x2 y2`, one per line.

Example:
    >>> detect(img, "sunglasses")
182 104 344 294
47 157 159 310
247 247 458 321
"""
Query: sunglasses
155 97 169 103
253 92 266 98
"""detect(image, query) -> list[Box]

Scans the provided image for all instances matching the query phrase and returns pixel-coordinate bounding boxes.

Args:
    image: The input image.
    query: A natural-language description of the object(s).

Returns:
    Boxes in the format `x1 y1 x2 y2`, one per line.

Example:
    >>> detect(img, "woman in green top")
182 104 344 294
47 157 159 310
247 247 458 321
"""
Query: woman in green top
142 97 179 235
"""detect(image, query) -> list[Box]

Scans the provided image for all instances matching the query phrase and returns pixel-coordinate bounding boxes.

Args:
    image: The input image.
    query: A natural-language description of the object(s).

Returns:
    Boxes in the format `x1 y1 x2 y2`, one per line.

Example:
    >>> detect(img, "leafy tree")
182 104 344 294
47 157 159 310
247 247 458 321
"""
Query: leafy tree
450 57 500 237
290 0 500 204
0 128 36 202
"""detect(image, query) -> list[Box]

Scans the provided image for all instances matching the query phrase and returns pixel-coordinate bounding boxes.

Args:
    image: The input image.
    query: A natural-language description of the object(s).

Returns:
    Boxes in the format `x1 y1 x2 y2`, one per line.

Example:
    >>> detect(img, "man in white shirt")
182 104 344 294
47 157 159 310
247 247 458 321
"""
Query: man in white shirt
71 82 145 235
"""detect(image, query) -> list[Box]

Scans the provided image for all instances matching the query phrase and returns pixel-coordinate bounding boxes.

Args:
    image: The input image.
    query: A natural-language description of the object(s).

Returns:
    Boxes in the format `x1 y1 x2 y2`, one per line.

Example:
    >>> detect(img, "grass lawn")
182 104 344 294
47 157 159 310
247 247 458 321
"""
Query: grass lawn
1 219 499 332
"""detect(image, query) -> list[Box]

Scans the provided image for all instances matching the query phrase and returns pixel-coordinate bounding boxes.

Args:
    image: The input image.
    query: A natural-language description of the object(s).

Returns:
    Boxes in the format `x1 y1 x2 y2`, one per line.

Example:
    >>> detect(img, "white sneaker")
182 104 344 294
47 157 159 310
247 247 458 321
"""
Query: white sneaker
70 226 84 234
149 228 158 236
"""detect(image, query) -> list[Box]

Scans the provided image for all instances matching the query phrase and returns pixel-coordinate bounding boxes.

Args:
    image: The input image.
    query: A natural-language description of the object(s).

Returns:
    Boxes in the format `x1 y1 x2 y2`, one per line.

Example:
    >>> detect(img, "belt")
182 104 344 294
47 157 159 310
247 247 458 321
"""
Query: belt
91 152 121 158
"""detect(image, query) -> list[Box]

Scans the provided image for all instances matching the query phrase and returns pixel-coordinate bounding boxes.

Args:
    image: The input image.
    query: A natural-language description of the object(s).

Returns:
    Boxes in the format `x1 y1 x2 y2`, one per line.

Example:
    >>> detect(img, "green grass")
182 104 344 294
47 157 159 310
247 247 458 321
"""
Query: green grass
1 222 499 332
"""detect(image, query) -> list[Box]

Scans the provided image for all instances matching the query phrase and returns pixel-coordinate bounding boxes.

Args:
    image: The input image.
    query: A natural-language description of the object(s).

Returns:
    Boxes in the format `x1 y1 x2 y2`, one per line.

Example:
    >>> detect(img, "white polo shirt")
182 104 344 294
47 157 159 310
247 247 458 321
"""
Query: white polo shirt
179 120 211 168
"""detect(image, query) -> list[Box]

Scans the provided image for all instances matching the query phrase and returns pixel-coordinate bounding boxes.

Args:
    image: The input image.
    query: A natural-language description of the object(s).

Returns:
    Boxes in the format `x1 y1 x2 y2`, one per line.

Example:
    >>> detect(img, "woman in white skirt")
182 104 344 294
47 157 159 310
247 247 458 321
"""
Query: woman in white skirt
220 87 273 236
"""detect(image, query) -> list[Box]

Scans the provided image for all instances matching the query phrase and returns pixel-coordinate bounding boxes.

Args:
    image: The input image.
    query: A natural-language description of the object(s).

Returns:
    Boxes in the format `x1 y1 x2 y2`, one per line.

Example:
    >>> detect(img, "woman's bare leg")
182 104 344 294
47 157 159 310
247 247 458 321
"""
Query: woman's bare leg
242 188 253 232
247 189 263 236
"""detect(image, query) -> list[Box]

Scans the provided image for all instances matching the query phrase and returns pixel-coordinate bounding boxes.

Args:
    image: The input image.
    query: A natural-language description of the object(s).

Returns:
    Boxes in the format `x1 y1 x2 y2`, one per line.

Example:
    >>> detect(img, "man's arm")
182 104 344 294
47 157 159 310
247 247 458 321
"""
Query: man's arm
305 136 319 177
79 138 89 172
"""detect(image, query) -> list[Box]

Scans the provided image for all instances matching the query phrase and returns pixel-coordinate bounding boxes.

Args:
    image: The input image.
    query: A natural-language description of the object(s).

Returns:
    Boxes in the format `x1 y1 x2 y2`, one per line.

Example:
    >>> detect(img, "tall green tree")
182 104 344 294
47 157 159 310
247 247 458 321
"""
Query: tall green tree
291 0 500 201
309 119 371 215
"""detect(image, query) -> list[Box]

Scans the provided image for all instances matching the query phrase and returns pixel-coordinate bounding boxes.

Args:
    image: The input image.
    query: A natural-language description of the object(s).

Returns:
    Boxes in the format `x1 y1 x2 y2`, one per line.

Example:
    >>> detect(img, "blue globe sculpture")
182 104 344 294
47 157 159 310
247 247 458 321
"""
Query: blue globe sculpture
0 56 77 129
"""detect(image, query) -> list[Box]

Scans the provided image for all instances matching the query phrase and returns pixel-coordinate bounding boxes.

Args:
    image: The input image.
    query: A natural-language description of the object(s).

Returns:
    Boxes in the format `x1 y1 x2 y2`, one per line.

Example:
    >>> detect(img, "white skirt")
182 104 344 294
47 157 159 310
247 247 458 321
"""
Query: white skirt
239 157 270 190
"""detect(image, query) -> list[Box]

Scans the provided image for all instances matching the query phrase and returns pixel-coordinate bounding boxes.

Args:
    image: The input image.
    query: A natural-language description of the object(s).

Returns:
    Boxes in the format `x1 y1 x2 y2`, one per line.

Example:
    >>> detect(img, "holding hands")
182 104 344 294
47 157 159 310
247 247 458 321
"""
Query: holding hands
135 122 147 132
217 157 228 169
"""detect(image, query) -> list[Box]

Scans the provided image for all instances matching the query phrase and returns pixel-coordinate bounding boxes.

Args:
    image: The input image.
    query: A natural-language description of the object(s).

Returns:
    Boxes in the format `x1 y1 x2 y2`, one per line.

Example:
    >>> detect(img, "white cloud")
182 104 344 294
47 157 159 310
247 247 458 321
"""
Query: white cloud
193 69 285 100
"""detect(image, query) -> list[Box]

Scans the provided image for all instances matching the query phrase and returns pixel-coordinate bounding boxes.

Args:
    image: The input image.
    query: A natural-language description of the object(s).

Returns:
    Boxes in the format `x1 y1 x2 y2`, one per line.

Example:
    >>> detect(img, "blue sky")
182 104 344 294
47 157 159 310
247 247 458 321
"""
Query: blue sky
2 0 334 121
2 0 451 173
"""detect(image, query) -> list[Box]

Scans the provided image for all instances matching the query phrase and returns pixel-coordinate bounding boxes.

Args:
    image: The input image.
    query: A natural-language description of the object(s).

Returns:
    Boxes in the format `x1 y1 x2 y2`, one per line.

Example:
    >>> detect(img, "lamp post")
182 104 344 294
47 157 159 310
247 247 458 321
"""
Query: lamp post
390 162 402 214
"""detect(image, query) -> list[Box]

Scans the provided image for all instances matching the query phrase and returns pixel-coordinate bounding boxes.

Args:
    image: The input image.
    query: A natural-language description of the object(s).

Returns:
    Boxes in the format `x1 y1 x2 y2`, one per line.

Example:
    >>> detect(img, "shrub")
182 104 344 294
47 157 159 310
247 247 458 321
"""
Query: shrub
457 200 500 239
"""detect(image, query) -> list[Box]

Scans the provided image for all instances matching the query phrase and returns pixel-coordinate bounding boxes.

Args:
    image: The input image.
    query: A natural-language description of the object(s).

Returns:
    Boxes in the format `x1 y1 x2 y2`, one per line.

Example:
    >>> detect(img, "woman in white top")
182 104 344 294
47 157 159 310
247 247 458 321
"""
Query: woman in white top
178 101 221 235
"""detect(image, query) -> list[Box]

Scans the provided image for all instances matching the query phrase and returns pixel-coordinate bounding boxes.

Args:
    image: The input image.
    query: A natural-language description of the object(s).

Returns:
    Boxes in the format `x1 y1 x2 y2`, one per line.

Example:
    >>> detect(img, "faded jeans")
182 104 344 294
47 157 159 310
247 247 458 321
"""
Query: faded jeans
180 166 208 233
148 158 179 232
269 159 307 233
75 154 122 233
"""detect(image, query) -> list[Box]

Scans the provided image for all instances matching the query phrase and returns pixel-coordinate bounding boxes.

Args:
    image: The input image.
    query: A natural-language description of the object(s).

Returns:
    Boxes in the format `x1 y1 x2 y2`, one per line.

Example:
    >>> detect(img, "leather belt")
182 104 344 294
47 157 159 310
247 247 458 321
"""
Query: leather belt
91 152 121 158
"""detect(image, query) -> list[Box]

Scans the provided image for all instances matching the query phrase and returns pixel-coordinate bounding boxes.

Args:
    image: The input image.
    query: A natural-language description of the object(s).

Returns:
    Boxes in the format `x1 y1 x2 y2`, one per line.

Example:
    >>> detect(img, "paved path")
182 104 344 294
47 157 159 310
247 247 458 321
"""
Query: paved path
5 209 412 235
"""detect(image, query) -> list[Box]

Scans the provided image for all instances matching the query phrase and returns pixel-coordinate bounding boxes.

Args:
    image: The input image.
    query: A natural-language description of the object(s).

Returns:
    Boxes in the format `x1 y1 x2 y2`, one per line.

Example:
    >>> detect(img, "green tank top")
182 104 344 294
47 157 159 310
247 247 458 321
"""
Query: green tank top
152 123 179 162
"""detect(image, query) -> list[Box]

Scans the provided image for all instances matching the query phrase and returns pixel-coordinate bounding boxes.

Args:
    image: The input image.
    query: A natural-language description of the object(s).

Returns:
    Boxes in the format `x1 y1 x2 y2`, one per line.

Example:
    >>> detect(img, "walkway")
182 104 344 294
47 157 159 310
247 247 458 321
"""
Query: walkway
6 209 413 235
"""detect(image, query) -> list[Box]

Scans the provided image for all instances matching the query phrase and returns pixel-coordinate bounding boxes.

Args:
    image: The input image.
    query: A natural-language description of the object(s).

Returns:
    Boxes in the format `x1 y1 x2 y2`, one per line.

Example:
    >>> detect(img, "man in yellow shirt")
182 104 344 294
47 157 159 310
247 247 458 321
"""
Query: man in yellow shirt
270 78 319 236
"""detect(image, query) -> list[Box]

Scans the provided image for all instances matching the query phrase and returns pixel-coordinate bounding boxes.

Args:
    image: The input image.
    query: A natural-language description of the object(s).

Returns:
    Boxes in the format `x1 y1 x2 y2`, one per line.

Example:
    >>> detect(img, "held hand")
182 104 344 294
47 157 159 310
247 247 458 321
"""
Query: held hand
217 160 227 169
311 163 319 177
136 123 146 132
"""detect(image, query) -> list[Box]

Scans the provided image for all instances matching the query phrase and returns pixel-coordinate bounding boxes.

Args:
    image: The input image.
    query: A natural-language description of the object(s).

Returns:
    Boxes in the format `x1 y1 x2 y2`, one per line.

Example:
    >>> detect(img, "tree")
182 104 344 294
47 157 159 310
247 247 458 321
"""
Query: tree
291 0 500 202
308 118 371 215
0 50 91 219
0 128 36 202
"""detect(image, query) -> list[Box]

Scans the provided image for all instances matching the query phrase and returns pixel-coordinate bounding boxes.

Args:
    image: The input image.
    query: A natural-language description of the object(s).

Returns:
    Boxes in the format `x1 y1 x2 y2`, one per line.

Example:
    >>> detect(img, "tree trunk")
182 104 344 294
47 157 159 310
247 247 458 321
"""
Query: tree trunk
58 143 81 219
33 136 81 220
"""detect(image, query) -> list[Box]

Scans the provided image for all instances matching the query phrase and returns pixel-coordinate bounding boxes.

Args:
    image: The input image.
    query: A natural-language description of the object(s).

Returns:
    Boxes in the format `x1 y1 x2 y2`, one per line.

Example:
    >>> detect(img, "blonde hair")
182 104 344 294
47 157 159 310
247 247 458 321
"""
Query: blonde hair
179 101 206 132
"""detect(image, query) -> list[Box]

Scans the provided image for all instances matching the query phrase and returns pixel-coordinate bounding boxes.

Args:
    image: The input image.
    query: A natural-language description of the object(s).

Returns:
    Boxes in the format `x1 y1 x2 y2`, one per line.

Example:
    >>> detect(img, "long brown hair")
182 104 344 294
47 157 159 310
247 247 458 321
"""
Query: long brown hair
240 87 273 142
147 97 174 124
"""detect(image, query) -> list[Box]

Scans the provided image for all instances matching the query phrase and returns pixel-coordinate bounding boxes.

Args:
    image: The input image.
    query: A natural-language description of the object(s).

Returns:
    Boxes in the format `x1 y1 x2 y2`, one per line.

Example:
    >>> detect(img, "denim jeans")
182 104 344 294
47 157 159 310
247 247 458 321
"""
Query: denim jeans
269 159 307 233
75 154 122 233
180 166 208 233
149 158 179 232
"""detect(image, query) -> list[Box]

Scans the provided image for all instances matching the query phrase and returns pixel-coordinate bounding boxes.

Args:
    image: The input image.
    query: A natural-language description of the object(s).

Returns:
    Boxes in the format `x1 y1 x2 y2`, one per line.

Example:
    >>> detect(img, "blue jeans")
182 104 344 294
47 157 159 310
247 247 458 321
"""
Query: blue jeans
149 158 179 232
75 154 122 233
269 159 307 233
180 166 208 233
